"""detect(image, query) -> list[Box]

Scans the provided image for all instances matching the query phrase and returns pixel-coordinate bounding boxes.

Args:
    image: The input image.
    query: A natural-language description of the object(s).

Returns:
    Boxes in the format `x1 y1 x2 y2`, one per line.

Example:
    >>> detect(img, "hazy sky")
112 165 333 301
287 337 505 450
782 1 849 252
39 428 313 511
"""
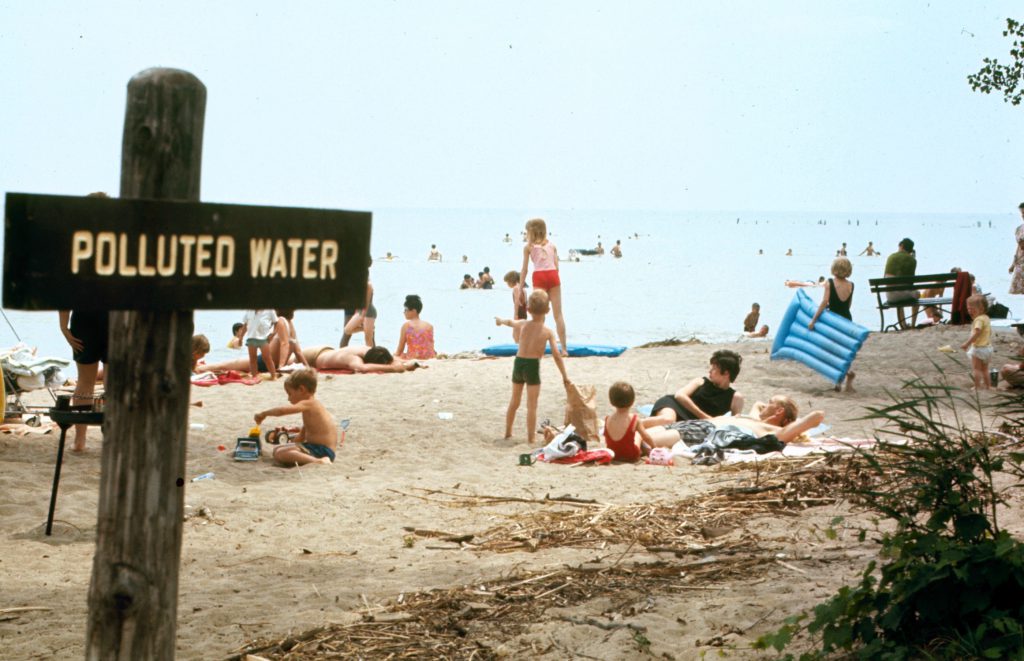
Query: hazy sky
1 1 1019 214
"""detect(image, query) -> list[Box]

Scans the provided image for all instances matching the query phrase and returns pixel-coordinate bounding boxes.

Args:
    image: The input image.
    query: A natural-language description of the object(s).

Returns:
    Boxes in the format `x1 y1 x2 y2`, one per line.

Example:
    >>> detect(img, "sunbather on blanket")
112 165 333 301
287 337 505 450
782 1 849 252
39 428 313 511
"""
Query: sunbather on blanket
645 395 825 457
313 345 425 374
198 330 305 377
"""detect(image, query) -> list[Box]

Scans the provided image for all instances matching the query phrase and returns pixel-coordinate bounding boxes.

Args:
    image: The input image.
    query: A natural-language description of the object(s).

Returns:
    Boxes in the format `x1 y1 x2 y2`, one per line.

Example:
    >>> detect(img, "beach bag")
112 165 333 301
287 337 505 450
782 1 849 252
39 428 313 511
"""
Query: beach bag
564 383 599 443
989 302 1010 319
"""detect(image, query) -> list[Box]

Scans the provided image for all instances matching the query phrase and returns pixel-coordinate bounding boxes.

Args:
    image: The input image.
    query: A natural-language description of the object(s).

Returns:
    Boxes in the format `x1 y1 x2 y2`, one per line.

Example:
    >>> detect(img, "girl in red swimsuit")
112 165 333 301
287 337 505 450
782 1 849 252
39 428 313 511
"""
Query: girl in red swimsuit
603 382 655 462
520 218 567 356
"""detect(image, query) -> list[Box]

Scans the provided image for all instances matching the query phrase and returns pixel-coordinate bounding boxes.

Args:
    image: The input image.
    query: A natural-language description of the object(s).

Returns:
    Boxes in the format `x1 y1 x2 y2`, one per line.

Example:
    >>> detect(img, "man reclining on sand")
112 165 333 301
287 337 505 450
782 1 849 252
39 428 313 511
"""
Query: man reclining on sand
644 395 825 451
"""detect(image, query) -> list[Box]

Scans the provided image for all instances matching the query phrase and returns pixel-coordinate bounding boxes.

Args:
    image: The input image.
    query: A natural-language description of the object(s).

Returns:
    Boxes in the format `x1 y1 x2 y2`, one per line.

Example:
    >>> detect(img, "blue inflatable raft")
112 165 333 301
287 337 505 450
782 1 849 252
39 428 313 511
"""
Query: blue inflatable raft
771 289 870 384
481 344 627 358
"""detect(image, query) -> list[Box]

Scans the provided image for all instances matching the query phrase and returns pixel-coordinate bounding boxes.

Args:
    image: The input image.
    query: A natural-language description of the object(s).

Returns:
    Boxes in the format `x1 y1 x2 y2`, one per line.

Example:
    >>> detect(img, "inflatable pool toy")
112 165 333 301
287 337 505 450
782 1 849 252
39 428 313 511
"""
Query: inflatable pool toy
481 344 627 358
770 289 870 384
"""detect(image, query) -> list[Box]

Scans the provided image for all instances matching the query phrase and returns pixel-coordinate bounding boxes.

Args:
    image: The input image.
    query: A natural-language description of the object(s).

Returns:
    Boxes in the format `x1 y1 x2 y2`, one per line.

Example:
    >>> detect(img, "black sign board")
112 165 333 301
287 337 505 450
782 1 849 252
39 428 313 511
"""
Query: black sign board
3 193 371 310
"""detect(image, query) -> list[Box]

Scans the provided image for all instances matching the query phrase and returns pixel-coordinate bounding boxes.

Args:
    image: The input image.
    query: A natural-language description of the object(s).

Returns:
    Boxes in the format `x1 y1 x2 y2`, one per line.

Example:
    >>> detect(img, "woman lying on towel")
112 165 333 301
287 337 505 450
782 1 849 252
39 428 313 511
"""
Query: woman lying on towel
310 345 426 374
198 328 305 377
199 345 424 377
644 395 825 452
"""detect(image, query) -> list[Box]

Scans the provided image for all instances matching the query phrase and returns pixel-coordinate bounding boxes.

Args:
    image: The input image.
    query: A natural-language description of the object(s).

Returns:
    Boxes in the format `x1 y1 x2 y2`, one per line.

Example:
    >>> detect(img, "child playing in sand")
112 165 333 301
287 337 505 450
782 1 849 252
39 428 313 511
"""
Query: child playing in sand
521 218 567 356
961 294 993 390
503 270 527 343
808 256 857 392
743 303 760 333
255 368 339 466
191 334 210 373
495 290 571 444
242 309 278 380
603 381 654 461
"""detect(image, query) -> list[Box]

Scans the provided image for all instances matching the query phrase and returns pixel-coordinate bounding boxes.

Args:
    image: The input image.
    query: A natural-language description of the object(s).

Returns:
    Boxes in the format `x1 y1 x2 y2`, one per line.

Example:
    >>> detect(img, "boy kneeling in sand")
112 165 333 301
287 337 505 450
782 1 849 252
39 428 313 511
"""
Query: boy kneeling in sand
496 290 571 444
254 368 339 466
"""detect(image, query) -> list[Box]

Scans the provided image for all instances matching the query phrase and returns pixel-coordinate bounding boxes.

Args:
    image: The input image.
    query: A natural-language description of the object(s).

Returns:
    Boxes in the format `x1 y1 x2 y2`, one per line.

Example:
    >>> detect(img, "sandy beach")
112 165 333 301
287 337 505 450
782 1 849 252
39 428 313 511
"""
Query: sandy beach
2 323 1023 659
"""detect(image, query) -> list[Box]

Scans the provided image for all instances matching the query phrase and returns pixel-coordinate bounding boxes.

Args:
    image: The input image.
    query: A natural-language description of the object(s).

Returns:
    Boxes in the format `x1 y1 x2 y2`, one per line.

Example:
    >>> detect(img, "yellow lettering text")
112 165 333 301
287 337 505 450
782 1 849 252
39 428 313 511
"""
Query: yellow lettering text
269 240 287 278
137 235 156 276
71 231 93 274
195 235 214 276
157 235 178 276
117 233 137 276
302 239 318 279
287 238 303 278
320 240 338 280
178 235 196 276
249 238 272 277
95 232 116 276
215 237 234 276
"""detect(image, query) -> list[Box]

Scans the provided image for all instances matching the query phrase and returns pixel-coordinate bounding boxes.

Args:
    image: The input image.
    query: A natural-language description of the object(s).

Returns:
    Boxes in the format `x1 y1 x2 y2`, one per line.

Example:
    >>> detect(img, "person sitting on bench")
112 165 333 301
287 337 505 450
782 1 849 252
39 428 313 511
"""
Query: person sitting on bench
884 238 920 329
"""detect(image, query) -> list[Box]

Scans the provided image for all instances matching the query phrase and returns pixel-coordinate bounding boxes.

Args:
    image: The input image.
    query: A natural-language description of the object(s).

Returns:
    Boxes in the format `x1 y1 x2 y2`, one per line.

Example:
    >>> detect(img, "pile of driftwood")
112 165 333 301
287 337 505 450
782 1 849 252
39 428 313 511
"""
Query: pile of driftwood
229 455 864 660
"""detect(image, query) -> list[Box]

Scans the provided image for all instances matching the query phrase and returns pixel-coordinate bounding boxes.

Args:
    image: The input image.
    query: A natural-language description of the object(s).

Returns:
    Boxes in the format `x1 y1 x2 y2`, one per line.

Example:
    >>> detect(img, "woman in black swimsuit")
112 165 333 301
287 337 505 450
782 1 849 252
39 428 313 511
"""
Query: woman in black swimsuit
808 257 856 392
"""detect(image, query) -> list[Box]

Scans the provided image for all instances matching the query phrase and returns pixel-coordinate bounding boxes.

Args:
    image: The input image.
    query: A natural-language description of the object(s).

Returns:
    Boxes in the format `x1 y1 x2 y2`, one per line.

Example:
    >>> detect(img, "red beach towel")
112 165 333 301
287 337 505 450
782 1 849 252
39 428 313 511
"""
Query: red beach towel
542 449 615 465
950 271 972 325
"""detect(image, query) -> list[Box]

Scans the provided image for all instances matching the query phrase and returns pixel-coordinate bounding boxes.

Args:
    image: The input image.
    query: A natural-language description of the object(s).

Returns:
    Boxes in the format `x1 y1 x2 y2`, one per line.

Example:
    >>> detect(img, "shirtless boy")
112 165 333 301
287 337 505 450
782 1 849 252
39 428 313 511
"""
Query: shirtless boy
254 368 339 466
495 290 571 444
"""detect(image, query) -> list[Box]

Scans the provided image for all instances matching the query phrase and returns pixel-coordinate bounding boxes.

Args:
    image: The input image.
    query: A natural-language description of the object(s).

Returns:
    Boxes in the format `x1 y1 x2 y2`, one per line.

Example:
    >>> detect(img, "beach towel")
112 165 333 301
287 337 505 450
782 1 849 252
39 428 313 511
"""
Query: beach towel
536 425 586 460
670 435 879 465
564 383 599 443
0 421 57 435
541 448 615 465
950 270 973 325
1 344 69 390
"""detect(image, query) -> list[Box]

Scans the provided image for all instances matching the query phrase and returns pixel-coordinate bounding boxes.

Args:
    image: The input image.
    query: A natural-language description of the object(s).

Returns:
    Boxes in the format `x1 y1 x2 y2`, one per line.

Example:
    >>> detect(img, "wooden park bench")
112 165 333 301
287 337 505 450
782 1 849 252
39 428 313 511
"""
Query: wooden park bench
868 272 960 332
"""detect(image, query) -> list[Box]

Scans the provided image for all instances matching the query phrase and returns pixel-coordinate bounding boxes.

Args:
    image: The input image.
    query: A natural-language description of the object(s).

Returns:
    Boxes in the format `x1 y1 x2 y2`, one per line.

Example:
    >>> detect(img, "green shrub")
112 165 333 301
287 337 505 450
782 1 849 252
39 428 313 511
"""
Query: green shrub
754 377 1024 659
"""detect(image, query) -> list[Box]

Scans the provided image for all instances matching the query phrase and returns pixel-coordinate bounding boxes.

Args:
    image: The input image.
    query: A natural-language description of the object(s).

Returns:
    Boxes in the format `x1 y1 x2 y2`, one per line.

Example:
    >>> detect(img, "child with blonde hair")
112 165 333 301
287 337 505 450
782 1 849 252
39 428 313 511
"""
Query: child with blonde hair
190 334 210 373
604 381 654 461
495 290 571 444
520 218 567 356
961 294 992 389
808 256 856 392
255 368 339 466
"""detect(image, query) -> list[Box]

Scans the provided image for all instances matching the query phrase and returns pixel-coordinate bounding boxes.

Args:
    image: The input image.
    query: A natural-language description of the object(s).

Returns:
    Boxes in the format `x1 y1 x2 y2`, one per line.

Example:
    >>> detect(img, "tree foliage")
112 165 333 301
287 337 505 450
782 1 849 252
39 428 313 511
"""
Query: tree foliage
968 18 1024 106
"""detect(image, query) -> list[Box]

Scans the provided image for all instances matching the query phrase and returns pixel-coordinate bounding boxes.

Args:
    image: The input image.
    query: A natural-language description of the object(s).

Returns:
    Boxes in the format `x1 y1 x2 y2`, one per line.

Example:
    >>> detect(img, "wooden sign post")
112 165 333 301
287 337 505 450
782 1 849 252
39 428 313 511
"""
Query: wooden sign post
88 67 205 660
1 68 369 659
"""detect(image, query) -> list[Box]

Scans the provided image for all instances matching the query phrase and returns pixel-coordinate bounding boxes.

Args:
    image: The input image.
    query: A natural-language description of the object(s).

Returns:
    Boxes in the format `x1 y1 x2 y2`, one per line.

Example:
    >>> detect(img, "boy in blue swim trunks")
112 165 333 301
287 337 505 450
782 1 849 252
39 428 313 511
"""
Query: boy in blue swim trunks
496 290 571 444
254 368 339 466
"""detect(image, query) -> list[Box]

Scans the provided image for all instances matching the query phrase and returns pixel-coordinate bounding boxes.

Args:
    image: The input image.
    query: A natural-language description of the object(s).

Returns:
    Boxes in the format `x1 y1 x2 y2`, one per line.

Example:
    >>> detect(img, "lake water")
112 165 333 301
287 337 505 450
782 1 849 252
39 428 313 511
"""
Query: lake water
0 207 1016 366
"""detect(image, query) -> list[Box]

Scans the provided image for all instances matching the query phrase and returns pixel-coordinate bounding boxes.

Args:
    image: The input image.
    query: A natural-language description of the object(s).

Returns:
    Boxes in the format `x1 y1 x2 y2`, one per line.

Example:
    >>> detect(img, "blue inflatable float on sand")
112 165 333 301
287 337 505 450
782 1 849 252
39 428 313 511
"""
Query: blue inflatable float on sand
771 289 870 384
481 344 627 358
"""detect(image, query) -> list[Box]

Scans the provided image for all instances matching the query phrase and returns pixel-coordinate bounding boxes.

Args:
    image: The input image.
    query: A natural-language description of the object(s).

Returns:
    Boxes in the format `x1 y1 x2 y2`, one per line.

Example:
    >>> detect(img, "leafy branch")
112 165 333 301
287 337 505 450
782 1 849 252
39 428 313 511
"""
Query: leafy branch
968 18 1024 106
